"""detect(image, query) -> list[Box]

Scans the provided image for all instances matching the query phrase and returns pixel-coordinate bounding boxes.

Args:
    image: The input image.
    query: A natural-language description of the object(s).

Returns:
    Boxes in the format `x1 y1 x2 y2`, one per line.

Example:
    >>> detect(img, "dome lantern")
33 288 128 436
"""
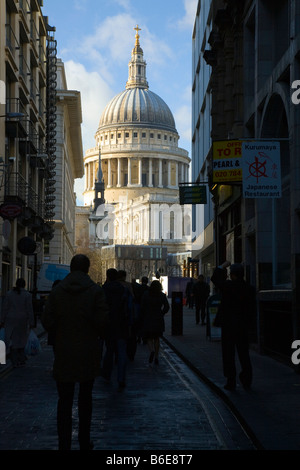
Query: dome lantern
126 25 149 90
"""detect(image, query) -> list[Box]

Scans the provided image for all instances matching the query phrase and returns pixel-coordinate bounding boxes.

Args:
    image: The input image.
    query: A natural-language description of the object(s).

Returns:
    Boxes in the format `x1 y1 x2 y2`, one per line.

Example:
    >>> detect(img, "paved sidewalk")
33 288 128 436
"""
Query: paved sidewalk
163 305 300 451
2 308 300 451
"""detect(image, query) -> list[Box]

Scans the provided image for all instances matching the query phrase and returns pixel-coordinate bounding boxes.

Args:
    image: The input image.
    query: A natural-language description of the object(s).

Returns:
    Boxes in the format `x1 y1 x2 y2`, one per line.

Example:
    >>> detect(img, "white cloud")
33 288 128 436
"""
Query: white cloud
64 61 115 206
174 104 191 150
178 0 198 29
64 60 114 152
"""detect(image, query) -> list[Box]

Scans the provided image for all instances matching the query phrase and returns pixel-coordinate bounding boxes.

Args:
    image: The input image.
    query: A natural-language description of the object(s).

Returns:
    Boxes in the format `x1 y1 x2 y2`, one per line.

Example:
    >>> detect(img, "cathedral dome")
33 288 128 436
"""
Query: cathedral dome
98 87 177 133
97 25 178 135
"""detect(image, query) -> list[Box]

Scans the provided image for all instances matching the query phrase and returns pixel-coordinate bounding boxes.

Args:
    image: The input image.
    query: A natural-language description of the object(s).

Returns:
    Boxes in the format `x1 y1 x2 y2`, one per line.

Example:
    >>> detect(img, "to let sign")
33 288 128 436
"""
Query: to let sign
212 140 242 183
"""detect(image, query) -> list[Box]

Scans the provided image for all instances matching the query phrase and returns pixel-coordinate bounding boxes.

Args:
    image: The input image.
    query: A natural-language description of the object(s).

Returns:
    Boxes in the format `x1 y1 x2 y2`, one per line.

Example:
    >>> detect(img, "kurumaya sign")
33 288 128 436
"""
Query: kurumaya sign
242 141 281 198
212 140 242 183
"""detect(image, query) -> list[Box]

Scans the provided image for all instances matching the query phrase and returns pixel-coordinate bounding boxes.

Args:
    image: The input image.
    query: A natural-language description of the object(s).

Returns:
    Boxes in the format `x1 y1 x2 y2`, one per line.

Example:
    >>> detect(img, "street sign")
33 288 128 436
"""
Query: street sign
242 141 281 198
179 185 207 204
212 140 242 183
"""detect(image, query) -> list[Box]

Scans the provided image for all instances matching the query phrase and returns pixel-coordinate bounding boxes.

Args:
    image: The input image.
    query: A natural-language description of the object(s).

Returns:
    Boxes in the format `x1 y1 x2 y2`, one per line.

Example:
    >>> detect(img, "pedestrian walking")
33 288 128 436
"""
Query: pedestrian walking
101 268 131 391
135 276 149 344
211 261 256 391
140 280 170 365
42 254 108 451
192 275 210 325
117 270 136 361
185 278 194 309
0 278 35 368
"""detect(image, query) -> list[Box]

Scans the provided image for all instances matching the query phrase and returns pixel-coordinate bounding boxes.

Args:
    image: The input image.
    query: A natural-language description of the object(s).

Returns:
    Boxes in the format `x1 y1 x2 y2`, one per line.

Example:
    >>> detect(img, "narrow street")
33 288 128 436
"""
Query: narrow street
0 333 255 454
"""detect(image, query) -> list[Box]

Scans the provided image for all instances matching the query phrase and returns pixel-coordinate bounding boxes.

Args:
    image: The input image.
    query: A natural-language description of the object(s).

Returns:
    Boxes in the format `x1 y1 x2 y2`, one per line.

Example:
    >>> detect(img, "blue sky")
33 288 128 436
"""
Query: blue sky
42 0 198 204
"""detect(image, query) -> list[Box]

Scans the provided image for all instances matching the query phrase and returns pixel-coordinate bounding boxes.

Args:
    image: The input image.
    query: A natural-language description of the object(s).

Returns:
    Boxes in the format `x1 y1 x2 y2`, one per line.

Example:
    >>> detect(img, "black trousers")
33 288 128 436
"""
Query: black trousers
195 301 206 324
221 326 252 386
56 379 94 450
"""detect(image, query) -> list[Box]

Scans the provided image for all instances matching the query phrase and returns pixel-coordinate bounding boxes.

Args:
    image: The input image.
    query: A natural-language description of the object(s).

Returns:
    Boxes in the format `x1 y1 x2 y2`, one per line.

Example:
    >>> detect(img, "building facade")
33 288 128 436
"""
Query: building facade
0 1 83 295
77 27 192 282
46 59 84 265
192 0 300 361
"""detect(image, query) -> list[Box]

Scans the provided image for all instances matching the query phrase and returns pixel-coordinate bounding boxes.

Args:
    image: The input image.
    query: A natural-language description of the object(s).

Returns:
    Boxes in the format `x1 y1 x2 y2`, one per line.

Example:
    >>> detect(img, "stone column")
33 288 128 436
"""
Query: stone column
149 158 153 187
175 162 178 188
107 159 111 187
87 163 90 189
85 164 88 189
168 161 172 187
138 157 142 186
158 159 163 187
128 157 132 186
117 158 121 187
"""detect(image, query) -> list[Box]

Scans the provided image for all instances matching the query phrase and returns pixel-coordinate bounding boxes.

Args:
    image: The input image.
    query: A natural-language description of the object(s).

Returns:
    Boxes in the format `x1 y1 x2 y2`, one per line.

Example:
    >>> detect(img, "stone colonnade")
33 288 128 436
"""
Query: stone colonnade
85 156 189 190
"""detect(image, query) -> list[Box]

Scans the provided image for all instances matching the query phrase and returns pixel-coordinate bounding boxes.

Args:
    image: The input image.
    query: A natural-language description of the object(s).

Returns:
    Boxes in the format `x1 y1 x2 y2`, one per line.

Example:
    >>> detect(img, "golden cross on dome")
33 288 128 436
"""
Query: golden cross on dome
134 25 141 35
134 25 141 45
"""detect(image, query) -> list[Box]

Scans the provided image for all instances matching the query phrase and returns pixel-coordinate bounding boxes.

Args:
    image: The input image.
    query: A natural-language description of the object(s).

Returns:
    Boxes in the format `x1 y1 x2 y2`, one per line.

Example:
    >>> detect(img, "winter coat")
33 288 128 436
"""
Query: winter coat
192 280 210 305
102 280 131 340
1 288 35 349
211 267 256 330
140 291 170 338
42 270 108 383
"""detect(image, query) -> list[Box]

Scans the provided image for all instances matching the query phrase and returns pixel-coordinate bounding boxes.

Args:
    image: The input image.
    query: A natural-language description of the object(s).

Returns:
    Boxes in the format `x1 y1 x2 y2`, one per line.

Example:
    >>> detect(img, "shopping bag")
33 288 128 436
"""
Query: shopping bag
25 330 41 356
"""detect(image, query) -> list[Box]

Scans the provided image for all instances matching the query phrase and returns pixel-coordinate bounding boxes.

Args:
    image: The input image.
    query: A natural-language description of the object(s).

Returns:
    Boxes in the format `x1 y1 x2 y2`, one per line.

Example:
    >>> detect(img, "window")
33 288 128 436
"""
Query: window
133 132 138 138
164 135 167 140
158 134 161 139
142 132 146 138
118 133 121 138
111 134 114 139
125 132 129 138
150 133 154 138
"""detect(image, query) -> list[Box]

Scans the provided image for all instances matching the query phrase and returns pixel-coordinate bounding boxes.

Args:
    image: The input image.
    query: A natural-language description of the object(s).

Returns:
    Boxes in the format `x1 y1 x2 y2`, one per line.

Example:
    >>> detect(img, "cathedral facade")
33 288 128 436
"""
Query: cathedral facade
78 27 191 282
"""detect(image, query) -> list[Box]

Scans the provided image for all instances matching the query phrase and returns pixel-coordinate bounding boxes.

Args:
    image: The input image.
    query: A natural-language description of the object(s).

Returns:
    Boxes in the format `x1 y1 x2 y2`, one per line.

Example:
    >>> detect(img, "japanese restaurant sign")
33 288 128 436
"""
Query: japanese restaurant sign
242 141 281 198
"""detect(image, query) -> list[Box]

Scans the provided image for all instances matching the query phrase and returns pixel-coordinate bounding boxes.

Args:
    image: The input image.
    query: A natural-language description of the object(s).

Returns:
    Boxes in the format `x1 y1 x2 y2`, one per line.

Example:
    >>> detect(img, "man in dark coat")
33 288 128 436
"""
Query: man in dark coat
211 261 256 391
185 278 194 309
42 254 108 450
192 275 210 325
101 268 131 391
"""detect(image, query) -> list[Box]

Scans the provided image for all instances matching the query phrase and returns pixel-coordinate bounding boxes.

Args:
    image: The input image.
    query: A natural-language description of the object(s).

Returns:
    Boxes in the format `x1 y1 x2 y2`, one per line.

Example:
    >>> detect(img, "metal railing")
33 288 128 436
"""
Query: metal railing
4 172 45 219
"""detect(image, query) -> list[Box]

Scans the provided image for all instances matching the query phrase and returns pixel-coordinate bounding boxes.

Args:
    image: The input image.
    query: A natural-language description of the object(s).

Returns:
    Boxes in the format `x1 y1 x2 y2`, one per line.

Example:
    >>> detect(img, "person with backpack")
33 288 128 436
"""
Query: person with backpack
101 268 131 391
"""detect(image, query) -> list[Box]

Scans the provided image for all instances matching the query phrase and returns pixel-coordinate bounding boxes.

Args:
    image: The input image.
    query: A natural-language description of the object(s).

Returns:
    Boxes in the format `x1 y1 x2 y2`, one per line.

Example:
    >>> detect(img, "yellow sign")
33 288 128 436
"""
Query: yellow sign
212 140 242 183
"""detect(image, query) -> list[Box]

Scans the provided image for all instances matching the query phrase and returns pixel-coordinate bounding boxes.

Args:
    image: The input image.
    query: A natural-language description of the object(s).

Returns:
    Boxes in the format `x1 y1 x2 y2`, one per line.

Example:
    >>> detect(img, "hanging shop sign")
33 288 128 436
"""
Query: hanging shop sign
212 140 242 183
242 141 281 198
179 185 207 204
0 202 22 220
